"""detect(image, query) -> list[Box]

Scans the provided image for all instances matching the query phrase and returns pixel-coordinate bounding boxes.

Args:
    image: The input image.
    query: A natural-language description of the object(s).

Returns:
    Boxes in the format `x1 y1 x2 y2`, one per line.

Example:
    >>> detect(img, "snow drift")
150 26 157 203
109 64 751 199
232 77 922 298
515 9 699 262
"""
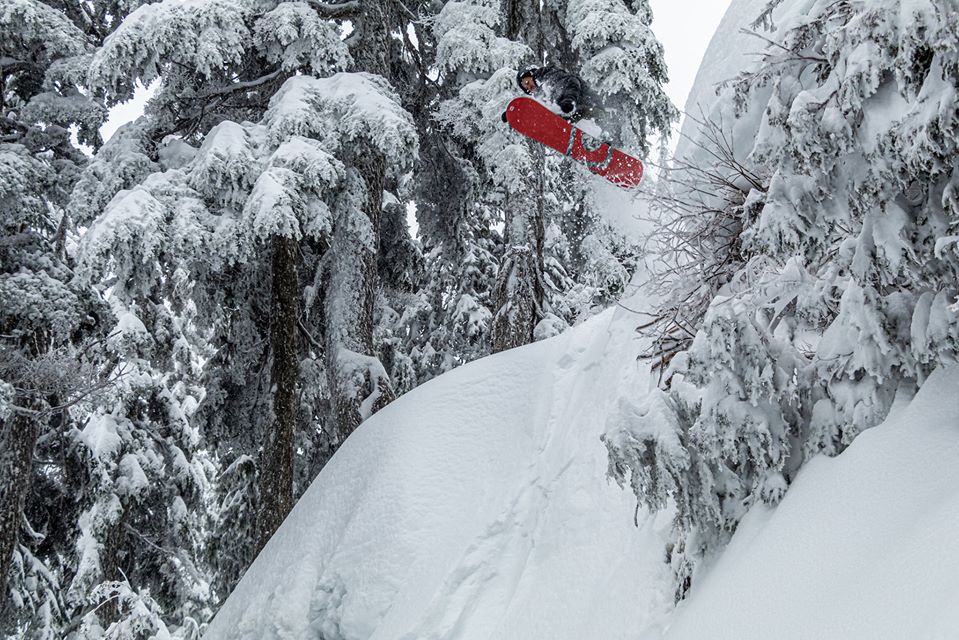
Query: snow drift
204 306 675 639
663 366 959 640
205 298 959 640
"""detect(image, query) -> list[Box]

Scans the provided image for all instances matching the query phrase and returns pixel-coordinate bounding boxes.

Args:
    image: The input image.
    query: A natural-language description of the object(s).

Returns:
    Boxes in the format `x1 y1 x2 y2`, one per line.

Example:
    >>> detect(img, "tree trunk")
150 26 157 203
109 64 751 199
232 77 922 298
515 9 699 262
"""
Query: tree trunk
491 144 546 353
499 0 546 353
326 151 395 446
0 403 40 598
322 7 400 447
256 235 299 552
350 1 393 78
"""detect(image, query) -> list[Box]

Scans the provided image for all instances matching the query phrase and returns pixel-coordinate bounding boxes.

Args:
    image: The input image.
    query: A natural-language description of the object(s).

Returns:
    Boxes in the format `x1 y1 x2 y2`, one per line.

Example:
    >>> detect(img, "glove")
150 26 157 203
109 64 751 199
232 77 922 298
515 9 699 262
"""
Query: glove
558 99 575 115
501 111 508 123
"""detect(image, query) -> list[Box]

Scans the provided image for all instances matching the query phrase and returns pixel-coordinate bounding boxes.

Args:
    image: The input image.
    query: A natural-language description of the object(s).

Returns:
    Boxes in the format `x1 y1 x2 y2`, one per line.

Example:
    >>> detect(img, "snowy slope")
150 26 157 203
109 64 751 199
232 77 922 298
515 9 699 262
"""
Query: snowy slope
206 307 959 640
204 303 676 640
678 0 769 145
664 367 959 640
655 0 959 636
206 1 959 638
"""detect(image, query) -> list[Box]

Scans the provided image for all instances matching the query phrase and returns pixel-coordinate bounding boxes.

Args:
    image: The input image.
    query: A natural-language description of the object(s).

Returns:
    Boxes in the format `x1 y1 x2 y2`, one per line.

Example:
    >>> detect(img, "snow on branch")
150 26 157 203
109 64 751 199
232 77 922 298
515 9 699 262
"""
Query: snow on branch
189 121 263 204
436 68 533 193
331 347 393 421
88 0 251 99
567 0 651 56
566 0 676 151
304 0 360 19
264 73 418 172
76 187 168 284
237 133 347 244
434 0 529 77
254 3 351 75
0 0 89 61
241 167 305 241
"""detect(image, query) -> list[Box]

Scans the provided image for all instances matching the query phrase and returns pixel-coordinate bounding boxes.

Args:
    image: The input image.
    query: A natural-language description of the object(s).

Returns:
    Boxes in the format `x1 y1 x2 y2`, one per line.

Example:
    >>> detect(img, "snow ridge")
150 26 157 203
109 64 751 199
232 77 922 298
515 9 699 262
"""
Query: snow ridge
205 307 674 639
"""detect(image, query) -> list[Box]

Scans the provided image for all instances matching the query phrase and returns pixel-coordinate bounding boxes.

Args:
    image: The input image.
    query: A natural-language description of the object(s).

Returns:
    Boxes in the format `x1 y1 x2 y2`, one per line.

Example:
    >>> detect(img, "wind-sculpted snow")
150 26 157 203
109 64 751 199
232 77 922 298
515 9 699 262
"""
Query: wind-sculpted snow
204 269 959 639
204 308 676 639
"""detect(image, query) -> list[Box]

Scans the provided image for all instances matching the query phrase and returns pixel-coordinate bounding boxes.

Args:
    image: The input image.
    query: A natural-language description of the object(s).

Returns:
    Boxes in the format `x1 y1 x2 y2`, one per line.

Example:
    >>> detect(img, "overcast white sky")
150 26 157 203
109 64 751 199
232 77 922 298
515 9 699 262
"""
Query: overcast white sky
99 3 733 144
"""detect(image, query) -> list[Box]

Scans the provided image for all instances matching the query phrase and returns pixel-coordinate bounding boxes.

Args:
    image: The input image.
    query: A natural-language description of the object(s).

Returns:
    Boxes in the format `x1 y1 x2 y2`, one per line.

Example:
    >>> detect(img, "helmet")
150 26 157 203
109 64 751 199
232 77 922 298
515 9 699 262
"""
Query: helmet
517 67 538 93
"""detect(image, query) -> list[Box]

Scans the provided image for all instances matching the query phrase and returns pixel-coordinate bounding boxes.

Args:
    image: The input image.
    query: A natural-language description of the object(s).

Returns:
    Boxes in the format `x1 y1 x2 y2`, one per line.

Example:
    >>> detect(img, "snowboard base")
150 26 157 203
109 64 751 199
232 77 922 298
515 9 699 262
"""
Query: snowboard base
504 97 643 188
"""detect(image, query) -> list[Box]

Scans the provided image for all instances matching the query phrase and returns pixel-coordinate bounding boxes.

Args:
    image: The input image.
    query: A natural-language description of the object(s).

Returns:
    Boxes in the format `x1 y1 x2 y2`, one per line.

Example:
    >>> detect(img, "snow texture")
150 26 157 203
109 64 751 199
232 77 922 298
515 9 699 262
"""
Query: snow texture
205 306 675 639
206 2 959 637
434 0 529 78
676 0 771 158
664 365 959 640
88 0 251 96
264 73 417 169
205 279 959 640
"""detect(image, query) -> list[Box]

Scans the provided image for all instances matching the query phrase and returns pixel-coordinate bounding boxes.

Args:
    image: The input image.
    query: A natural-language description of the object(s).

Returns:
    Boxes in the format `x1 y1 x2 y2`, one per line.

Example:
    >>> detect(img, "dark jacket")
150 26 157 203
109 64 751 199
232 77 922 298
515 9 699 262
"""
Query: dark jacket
517 66 598 121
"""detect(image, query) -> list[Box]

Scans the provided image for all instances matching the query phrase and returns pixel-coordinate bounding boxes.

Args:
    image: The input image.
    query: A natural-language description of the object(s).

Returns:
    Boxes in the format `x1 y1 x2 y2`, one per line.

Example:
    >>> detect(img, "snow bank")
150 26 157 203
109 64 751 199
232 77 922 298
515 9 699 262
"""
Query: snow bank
205 266 959 640
677 0 770 148
664 365 959 640
205 307 675 639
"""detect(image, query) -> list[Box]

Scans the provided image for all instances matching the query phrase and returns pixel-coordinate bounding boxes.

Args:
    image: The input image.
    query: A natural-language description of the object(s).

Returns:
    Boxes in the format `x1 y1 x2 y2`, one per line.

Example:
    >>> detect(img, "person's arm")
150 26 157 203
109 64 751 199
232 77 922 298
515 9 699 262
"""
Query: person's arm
555 75 586 116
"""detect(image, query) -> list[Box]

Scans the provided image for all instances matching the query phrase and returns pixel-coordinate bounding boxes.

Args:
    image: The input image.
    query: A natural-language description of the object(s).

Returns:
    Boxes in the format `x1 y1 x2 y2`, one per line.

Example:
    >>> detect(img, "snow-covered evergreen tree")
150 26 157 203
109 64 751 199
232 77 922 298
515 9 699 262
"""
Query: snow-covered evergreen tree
430 0 533 353
566 0 677 153
0 2 172 636
5 0 676 631
606 0 959 598
75 0 419 617
432 0 673 353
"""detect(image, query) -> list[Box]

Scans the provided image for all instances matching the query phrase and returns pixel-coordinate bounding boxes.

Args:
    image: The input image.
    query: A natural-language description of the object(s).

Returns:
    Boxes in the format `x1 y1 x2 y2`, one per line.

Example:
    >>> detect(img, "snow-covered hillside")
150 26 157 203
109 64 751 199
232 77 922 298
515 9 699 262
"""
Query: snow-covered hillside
204 0 959 637
677 0 769 147
664 365 959 640
205 303 676 639
206 292 959 640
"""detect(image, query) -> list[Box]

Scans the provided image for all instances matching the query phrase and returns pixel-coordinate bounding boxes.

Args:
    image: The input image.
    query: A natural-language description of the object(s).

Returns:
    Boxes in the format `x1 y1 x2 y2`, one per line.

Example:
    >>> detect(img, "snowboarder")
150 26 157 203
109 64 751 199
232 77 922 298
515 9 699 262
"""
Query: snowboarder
500 64 642 188
502 96 643 188
512 65 599 122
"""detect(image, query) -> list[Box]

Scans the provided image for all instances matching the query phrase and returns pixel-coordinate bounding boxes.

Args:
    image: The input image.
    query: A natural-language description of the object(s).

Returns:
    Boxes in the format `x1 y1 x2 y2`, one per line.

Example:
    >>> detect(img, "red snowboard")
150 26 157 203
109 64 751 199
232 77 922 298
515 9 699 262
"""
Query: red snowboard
504 97 644 188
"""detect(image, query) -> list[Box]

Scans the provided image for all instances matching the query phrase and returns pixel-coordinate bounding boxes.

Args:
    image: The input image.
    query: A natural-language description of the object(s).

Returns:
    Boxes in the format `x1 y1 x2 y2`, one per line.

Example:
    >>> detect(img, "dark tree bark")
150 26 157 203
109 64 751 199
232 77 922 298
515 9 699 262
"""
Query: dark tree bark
0 404 40 598
349 1 393 78
491 143 546 353
321 2 400 446
256 235 299 551
491 1 548 353
326 149 395 446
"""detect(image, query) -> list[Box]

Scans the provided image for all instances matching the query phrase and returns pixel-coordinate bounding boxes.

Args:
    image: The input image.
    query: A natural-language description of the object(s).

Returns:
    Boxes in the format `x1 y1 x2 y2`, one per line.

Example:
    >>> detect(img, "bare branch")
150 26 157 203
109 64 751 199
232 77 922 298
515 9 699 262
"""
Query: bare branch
197 69 286 99
306 0 361 18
